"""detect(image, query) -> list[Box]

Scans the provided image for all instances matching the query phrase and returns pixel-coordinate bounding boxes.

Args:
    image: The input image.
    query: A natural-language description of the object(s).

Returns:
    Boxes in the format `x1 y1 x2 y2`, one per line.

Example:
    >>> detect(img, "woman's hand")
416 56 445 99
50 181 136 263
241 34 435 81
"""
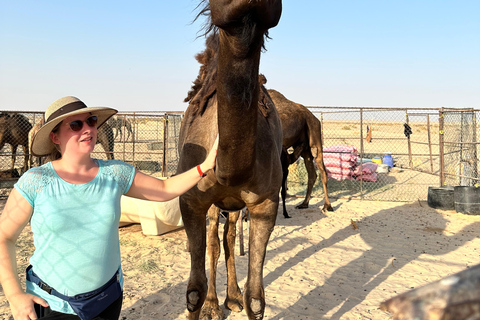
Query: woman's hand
200 135 218 173
9 292 48 320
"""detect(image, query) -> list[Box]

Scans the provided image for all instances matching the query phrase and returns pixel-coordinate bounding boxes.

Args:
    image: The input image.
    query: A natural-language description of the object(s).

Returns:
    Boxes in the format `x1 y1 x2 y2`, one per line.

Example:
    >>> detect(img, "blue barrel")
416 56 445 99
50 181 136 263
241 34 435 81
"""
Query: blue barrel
383 154 394 167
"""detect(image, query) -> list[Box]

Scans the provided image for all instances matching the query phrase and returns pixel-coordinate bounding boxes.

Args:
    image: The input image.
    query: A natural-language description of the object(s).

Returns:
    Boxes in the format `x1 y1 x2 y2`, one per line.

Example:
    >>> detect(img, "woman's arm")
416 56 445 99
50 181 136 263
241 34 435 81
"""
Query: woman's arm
0 188 48 319
125 136 218 201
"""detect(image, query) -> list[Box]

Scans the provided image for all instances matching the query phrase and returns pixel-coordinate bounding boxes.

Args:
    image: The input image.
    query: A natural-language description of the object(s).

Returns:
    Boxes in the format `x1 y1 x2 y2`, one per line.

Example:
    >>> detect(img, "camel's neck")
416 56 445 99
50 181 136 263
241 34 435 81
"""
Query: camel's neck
215 30 262 186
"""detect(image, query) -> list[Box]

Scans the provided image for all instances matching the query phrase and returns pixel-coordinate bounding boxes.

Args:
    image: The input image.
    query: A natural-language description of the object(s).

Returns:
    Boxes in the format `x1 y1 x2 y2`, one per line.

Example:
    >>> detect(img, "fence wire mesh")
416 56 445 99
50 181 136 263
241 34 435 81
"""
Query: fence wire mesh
440 108 479 187
286 107 442 202
0 111 183 197
1 108 478 202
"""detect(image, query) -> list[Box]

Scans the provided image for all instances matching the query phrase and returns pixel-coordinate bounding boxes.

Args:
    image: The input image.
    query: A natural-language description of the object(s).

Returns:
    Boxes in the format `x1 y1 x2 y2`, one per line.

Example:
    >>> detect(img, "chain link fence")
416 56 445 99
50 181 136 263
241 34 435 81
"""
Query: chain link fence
0 111 183 196
1 107 478 202
440 108 479 187
287 107 443 202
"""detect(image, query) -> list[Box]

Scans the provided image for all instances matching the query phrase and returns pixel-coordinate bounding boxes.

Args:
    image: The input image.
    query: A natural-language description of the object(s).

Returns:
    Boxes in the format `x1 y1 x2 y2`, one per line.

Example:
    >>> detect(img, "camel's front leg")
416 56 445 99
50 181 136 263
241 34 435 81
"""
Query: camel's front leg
200 206 223 320
244 199 278 320
9 145 16 171
224 210 243 312
181 200 209 320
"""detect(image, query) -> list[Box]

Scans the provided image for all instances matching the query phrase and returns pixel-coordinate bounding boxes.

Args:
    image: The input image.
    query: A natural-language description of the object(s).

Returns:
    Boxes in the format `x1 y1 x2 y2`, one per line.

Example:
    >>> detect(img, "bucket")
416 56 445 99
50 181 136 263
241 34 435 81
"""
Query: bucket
383 154 394 168
372 157 382 165
427 186 455 210
454 186 480 215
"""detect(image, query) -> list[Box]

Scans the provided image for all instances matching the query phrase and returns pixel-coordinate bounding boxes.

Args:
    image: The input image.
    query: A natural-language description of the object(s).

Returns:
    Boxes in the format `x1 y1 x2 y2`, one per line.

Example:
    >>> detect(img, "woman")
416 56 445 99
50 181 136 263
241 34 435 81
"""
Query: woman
0 96 218 320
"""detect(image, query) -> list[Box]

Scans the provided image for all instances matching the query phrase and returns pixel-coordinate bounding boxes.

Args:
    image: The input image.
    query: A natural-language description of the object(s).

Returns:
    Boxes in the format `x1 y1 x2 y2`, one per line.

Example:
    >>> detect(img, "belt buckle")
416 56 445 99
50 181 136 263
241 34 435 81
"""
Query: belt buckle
39 282 53 294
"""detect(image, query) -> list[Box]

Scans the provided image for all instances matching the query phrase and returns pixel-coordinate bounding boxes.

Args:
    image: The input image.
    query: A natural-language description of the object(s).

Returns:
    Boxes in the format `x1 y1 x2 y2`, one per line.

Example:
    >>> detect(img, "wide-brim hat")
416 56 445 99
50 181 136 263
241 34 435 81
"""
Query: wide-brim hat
31 96 117 156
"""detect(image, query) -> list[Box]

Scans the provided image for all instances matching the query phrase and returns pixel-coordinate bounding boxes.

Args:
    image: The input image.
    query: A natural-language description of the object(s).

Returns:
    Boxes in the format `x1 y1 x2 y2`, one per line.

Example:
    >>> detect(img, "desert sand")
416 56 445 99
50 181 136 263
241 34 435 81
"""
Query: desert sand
1 196 480 320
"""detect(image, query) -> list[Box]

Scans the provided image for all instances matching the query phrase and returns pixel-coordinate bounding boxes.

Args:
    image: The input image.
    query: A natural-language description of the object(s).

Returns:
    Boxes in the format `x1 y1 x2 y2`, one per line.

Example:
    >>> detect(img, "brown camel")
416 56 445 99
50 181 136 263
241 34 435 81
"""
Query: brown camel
108 116 133 141
0 113 32 174
176 1 283 319
97 122 115 160
28 119 45 169
263 83 333 217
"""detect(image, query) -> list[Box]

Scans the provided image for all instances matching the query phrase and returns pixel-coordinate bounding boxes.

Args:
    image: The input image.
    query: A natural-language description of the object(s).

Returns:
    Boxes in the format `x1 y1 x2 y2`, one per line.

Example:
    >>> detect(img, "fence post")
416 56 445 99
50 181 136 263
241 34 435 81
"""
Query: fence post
360 108 364 199
439 109 445 186
132 113 136 167
406 112 413 169
427 114 434 173
474 111 478 185
162 114 168 177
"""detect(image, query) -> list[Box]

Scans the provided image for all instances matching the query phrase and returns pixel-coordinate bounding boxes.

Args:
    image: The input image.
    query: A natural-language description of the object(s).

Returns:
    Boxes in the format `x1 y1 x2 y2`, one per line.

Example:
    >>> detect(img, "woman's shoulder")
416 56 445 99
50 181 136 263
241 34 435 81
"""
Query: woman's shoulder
96 159 135 193
15 163 56 195
97 159 134 170
19 163 54 181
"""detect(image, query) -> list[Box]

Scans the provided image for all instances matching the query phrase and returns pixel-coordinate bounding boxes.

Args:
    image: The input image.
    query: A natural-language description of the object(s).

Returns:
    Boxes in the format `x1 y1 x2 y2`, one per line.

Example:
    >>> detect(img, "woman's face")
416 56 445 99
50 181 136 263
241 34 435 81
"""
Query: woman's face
50 112 98 156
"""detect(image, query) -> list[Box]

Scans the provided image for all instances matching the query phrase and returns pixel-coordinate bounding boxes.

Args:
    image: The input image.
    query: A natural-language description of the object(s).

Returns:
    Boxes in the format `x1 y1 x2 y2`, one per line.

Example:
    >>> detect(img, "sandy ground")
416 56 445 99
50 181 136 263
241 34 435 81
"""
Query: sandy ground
1 196 480 320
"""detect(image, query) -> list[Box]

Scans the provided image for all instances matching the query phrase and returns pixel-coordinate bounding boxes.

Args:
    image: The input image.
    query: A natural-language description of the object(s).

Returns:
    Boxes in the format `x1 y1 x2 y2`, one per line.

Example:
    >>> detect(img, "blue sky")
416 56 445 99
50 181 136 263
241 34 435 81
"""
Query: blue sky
1 1 478 112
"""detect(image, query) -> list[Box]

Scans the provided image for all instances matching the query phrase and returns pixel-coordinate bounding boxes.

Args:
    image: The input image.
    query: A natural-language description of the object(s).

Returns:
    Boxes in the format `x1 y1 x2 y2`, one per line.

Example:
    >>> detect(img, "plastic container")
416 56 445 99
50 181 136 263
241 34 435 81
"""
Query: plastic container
454 186 480 215
427 186 455 210
372 157 382 165
376 164 390 173
382 154 394 168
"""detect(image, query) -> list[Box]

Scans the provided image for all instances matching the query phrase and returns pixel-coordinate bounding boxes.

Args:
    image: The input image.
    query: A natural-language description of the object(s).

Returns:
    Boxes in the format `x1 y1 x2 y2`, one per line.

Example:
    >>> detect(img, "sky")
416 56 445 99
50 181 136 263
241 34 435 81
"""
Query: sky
1 1 479 112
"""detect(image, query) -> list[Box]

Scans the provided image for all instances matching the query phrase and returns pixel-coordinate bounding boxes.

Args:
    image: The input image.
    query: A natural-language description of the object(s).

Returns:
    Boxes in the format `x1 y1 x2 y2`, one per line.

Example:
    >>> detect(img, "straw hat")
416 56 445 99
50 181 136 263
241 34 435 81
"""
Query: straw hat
31 96 117 156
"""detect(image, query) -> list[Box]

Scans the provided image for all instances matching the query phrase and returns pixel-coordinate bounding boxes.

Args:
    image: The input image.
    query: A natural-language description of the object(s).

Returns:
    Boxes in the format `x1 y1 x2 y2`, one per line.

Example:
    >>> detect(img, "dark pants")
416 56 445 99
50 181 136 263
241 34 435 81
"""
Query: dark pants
34 294 123 320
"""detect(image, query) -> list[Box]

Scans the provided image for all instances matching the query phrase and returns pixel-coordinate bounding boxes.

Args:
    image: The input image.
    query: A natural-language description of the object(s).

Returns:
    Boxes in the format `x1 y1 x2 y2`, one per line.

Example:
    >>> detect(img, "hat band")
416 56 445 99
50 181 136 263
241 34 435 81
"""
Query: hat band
46 101 88 122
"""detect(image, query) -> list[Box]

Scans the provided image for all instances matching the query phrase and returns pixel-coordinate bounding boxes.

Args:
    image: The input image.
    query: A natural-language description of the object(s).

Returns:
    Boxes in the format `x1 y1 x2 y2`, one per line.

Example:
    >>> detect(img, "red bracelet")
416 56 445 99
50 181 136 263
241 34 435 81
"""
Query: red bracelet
197 165 207 177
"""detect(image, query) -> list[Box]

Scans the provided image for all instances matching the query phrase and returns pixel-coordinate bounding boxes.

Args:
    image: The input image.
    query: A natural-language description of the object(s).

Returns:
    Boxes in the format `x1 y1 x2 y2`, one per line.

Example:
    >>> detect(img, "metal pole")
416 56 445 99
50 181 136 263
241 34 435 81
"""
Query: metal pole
427 115 434 173
360 108 364 199
162 114 168 177
439 109 445 186
406 112 413 169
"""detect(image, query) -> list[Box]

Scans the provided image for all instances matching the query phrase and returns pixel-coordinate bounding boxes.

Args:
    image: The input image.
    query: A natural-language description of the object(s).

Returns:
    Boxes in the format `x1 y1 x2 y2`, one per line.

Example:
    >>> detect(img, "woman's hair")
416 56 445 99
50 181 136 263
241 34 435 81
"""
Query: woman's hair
45 123 62 162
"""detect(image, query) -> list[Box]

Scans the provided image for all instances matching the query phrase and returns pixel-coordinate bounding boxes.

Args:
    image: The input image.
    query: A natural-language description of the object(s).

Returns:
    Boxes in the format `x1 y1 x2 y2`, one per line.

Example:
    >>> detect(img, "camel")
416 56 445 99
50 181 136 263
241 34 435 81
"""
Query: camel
108 116 133 141
28 119 45 169
263 82 333 217
176 1 283 319
0 113 32 174
97 122 115 160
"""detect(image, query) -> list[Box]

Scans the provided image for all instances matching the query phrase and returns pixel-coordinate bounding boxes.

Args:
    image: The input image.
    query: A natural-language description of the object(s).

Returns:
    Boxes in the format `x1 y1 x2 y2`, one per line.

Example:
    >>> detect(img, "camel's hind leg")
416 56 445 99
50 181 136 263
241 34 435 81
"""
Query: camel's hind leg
10 145 16 171
21 144 29 173
313 151 333 212
296 150 317 209
223 210 243 312
201 206 224 320
243 199 278 320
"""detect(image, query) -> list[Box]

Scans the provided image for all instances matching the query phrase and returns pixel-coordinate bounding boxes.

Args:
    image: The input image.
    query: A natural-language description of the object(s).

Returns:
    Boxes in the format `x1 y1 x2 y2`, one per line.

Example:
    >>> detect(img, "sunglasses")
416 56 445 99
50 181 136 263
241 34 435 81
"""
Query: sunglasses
67 116 98 132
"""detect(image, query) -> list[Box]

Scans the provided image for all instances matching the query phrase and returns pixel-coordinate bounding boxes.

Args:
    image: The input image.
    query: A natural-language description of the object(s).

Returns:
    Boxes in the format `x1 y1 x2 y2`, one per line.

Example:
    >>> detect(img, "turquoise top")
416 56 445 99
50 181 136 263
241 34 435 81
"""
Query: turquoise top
15 159 135 313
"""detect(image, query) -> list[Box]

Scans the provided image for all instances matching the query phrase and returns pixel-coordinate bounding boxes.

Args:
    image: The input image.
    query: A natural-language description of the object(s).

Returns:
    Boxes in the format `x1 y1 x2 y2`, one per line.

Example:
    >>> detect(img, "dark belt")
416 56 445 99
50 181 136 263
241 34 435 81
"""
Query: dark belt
26 265 118 300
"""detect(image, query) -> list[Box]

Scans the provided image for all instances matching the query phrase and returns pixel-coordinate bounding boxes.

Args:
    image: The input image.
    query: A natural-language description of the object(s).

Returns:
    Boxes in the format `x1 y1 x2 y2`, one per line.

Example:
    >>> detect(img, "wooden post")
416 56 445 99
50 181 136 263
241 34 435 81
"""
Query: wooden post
380 263 480 320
